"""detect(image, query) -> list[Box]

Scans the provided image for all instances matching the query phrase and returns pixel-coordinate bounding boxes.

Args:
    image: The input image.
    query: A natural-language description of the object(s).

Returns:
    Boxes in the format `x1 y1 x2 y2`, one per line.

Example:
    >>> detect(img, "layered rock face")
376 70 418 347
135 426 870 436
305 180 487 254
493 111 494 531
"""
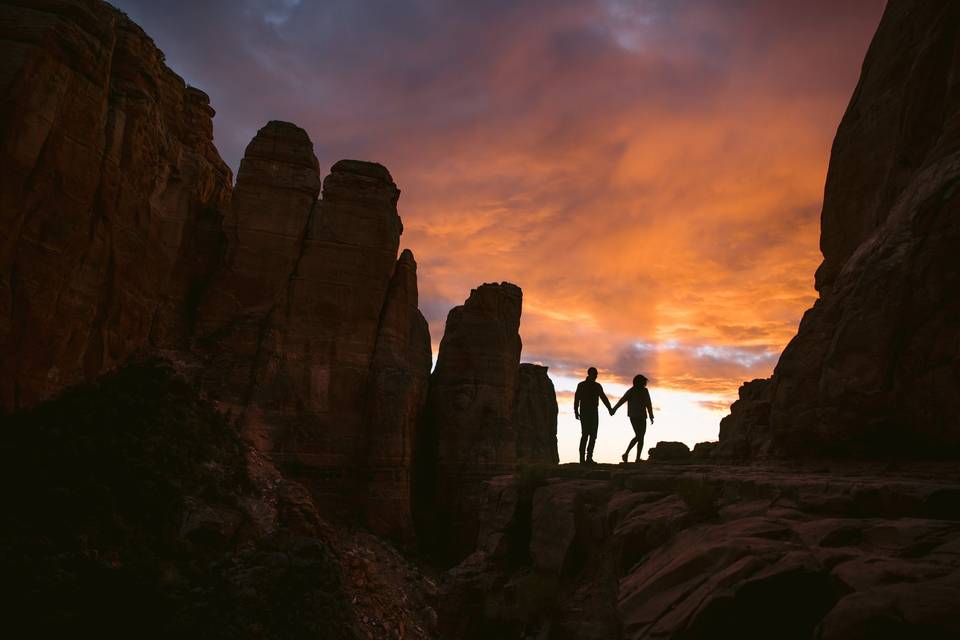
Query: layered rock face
415 283 559 561
416 283 524 560
443 462 960 639
719 0 960 458
364 249 432 544
193 122 429 534
0 2 432 541
0 0 232 410
514 364 560 464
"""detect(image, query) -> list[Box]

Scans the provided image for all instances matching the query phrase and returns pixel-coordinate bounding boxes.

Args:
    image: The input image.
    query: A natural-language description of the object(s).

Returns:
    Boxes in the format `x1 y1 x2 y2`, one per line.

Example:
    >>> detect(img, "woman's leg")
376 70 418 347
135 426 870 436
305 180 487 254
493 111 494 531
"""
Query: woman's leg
630 417 647 461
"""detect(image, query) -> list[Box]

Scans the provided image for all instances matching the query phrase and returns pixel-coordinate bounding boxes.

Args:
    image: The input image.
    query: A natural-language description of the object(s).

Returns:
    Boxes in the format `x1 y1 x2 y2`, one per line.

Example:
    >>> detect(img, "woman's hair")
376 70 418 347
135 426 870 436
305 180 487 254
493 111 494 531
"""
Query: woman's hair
633 374 648 387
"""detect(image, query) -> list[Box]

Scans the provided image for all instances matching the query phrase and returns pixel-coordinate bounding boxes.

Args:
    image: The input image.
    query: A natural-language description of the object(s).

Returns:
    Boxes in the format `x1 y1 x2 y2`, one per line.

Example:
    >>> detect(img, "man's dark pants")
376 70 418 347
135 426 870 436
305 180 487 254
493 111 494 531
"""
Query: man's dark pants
580 410 599 462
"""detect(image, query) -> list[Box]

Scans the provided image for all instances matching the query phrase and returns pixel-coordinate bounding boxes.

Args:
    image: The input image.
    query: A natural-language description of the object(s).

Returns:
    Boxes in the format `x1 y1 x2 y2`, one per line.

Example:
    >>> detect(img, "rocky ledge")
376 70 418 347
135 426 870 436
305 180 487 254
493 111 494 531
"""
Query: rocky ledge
441 461 960 639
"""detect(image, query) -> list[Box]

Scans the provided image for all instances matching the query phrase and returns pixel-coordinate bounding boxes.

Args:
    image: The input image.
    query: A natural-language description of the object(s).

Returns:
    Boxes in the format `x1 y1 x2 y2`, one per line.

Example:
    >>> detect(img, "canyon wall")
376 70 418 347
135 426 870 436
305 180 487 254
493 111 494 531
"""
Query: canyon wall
0 0 560 549
0 0 232 410
0 0 434 542
191 122 427 535
719 0 960 459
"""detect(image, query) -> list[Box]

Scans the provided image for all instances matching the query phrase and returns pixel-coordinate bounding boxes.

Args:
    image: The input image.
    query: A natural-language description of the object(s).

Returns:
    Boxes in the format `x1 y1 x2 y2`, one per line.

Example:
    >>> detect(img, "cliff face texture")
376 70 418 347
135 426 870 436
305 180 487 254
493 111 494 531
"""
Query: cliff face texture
0 0 435 543
0 0 232 410
192 122 424 536
0 358 440 640
719 0 960 458
443 463 960 640
514 363 560 465
415 283 559 562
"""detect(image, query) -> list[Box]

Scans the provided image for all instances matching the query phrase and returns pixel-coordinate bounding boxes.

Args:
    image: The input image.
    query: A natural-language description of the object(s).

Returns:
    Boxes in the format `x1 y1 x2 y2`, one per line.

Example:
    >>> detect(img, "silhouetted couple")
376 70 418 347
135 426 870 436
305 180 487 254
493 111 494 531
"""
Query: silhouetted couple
574 367 654 464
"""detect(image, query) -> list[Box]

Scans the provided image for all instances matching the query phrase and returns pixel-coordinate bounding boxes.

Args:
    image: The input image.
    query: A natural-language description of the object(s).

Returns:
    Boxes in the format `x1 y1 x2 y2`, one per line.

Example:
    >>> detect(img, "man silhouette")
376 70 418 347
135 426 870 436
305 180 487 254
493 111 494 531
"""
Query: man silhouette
574 367 612 464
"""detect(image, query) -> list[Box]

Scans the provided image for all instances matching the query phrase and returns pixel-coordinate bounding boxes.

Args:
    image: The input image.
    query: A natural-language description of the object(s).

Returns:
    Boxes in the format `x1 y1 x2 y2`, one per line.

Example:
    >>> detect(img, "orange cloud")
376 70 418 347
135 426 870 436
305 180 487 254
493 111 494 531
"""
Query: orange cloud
115 0 885 445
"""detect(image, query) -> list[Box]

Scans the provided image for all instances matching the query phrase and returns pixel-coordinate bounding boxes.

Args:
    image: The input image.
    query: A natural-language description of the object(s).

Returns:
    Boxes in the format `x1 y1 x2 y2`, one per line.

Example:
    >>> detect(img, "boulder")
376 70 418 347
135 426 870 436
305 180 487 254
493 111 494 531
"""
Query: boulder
648 441 692 461
692 441 719 459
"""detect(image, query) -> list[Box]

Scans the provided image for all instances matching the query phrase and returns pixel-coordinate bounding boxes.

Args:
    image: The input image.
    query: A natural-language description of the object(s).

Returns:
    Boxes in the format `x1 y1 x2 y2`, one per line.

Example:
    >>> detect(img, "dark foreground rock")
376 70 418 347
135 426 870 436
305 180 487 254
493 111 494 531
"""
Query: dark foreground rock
0 359 439 639
442 462 960 639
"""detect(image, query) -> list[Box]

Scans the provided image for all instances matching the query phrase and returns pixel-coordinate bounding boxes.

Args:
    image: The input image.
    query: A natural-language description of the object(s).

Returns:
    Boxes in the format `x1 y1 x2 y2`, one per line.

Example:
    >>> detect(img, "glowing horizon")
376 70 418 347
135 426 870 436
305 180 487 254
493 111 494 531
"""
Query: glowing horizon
116 0 887 462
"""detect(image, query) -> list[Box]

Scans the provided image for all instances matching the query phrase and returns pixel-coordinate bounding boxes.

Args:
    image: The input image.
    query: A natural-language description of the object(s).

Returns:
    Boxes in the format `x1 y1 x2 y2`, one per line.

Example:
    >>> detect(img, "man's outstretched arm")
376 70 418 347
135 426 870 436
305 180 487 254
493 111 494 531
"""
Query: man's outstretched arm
574 386 581 420
600 386 613 412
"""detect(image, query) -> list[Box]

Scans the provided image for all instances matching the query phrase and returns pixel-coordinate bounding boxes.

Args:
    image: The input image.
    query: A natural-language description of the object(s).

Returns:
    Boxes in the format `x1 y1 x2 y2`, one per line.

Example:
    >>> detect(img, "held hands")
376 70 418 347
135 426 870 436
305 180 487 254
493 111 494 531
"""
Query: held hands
608 407 615 416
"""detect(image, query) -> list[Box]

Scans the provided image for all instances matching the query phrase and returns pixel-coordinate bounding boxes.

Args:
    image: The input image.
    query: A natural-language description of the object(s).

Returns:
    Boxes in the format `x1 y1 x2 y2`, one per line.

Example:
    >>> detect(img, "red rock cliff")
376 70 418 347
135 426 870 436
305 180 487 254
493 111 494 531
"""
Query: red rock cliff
718 0 960 458
0 1 433 543
0 0 232 410
415 282 559 561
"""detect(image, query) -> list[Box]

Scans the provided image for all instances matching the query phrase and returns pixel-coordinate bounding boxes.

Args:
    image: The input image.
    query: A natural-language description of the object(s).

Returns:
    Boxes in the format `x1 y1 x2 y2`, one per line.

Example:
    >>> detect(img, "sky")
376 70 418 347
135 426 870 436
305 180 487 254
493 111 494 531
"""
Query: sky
115 0 886 462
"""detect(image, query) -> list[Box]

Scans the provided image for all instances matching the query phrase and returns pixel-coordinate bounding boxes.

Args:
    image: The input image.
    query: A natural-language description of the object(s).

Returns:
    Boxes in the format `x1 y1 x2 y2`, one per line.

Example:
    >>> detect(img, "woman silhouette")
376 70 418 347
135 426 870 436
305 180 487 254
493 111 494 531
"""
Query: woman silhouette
611 375 655 462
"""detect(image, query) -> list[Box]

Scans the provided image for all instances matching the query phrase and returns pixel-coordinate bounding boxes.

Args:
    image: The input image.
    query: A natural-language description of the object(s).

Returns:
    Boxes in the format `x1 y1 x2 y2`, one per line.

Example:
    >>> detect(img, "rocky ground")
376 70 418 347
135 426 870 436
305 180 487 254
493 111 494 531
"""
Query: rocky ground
0 358 439 639
441 459 960 639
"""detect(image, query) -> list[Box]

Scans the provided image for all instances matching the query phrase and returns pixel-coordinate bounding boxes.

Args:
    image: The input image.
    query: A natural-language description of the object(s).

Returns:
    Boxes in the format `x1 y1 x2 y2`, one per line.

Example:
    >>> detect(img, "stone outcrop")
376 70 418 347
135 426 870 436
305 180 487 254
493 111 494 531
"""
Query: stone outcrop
719 0 960 458
647 441 691 461
364 249 432 544
443 462 960 639
715 378 773 458
415 282 524 561
0 0 232 410
0 2 433 542
192 122 429 531
415 283 559 562
1 356 442 639
514 363 560 464
0 358 359 638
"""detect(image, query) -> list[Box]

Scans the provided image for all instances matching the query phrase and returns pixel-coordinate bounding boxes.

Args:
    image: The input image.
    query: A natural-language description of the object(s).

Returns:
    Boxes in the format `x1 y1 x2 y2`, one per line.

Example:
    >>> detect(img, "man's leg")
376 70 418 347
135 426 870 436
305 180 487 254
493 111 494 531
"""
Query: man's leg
583 413 599 462
579 429 588 464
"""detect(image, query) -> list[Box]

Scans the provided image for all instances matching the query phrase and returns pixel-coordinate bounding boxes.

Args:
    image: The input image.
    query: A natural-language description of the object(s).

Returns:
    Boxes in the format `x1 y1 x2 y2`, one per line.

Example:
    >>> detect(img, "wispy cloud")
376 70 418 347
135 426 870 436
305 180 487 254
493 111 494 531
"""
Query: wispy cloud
115 0 884 445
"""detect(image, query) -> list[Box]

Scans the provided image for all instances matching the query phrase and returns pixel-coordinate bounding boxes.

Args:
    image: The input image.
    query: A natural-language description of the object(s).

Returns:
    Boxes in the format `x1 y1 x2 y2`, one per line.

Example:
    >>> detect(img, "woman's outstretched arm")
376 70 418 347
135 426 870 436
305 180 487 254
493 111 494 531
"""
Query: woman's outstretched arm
611 389 630 414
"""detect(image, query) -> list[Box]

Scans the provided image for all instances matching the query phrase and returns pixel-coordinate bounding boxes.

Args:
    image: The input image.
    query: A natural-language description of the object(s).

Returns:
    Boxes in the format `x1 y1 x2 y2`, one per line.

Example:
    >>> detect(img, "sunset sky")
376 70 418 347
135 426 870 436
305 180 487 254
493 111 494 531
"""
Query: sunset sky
116 0 886 462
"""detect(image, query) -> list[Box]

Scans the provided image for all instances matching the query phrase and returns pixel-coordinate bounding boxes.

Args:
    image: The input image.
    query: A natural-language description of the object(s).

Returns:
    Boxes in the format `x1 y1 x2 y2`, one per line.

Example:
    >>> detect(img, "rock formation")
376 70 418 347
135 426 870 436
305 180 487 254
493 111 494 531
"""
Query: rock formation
514 364 560 464
718 0 960 458
416 282 524 560
0 357 439 639
0 1 433 542
443 462 960 639
715 378 773 458
190 128 432 536
364 249 432 544
0 0 232 410
415 283 559 562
